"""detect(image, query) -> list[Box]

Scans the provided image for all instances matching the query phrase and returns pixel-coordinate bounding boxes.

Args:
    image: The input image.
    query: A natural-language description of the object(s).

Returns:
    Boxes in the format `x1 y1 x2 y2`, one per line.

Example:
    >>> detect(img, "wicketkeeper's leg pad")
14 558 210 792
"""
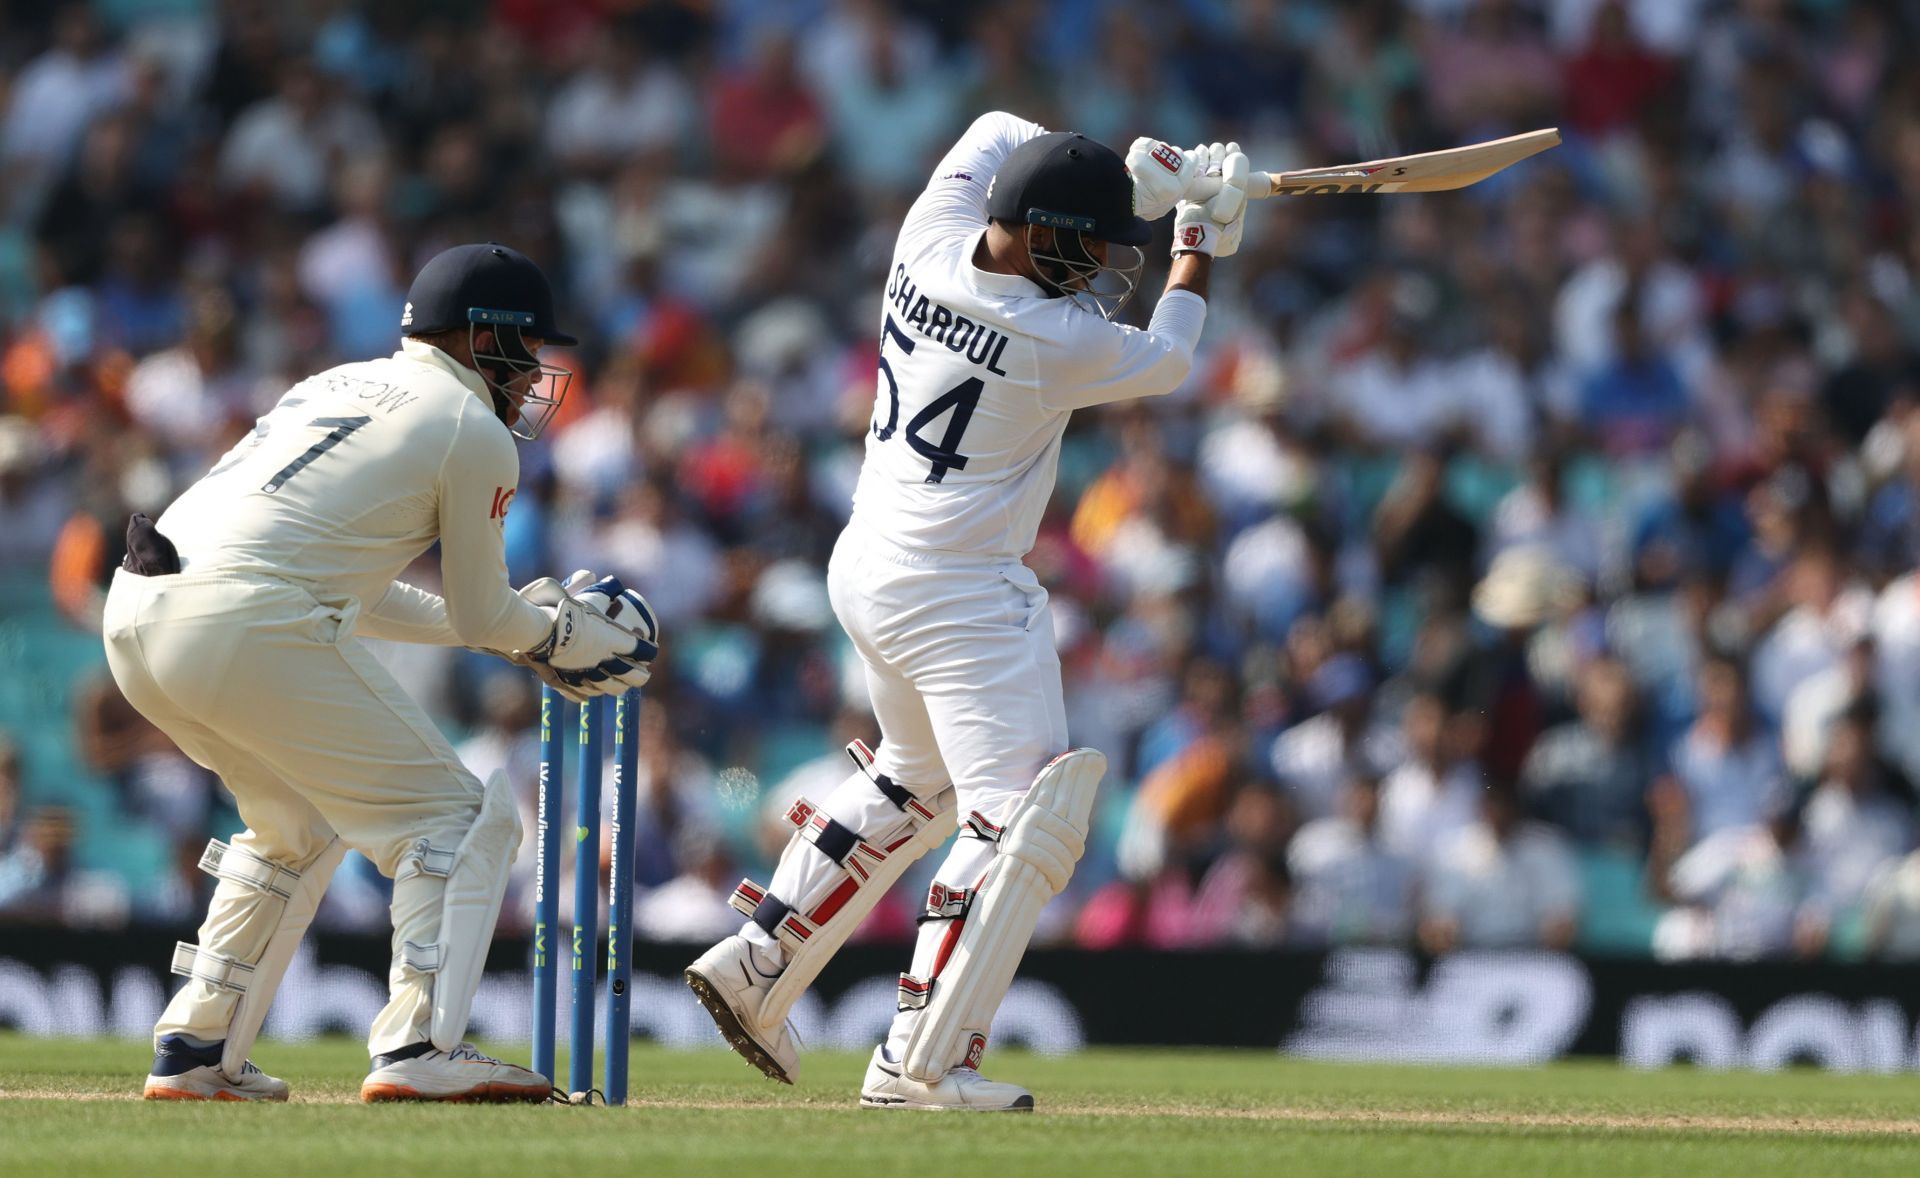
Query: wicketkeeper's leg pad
899 748 1104 1082
728 740 955 1033
166 834 347 1078
382 768 522 1053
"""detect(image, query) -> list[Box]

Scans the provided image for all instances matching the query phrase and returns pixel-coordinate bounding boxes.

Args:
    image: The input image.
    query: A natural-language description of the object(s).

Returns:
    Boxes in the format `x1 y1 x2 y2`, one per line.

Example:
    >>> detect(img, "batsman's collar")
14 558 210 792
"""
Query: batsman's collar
398 336 492 405
967 232 1044 298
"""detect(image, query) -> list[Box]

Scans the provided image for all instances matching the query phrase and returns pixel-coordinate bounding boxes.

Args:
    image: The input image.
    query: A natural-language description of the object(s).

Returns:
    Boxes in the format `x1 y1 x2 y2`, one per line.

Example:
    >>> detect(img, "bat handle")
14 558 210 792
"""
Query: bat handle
1188 173 1278 202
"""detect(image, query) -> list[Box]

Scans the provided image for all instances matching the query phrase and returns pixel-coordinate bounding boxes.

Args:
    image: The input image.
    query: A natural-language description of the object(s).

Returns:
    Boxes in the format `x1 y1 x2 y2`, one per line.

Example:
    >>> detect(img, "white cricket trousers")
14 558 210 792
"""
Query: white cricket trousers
102 567 486 1056
827 521 1068 828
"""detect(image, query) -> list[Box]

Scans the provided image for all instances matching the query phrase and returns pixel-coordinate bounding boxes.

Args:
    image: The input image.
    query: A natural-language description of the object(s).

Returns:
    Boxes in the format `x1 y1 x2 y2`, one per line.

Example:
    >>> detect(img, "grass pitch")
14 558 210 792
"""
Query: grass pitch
4 1036 1920 1176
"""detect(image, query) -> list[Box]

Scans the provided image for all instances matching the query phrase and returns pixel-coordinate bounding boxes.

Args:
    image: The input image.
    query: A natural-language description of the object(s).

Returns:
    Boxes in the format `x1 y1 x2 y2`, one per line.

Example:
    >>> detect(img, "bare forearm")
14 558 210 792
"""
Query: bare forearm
1166 252 1210 301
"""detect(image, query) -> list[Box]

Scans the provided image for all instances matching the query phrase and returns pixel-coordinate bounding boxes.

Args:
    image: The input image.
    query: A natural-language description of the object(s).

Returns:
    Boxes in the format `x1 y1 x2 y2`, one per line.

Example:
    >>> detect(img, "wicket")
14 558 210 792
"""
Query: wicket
530 685 641 1105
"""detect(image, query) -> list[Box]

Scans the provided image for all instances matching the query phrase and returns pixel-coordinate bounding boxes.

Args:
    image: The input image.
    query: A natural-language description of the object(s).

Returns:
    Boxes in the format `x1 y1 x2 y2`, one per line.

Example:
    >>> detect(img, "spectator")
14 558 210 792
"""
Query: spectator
1863 849 1920 961
123 288 261 466
1748 544 1873 726
1421 0 1561 135
73 670 213 921
218 58 383 213
1562 0 1674 140
633 829 742 943
1656 805 1812 961
709 29 827 177
809 2 959 195
1060 8 1206 152
1521 657 1655 851
1652 656 1787 860
545 23 695 171
0 802 79 923
1372 447 1479 594
297 157 405 361
628 700 721 891
0 735 33 905
34 113 156 290
0 417 65 566
1288 770 1417 946
1627 430 1750 587
1268 653 1393 821
1872 566 1920 785
1796 708 1915 952
1858 410 1920 581
0 3 127 180
1419 782 1582 952
1328 275 1463 453
1485 451 1601 580
1376 688 1482 865
1579 296 1690 458
1113 664 1243 882
1188 779 1298 949
1781 635 1876 783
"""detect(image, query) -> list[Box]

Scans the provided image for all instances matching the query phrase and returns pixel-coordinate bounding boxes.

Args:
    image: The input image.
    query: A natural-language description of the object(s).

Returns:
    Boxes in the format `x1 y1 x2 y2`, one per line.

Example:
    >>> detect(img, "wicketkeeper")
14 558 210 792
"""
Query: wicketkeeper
107 244 660 1102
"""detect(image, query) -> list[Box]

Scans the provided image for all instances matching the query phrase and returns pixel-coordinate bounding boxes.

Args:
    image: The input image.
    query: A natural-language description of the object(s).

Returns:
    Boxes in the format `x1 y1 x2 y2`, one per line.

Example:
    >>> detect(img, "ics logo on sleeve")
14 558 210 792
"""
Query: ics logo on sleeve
489 486 516 520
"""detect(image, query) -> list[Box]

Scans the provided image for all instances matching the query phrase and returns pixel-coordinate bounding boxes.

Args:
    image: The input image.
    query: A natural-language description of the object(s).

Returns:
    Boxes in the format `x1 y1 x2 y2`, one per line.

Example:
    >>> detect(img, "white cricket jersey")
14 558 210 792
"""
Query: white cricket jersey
156 338 551 653
850 111 1206 559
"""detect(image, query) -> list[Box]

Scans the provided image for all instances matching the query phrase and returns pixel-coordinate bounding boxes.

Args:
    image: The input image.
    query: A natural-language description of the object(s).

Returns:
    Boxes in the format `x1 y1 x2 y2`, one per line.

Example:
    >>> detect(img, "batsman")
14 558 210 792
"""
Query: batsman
105 244 659 1102
686 113 1245 1110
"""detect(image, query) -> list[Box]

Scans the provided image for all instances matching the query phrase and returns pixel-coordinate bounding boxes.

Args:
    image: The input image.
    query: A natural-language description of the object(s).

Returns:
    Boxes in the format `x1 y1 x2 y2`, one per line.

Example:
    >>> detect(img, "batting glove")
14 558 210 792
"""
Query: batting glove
1126 138 1215 222
1172 142 1248 258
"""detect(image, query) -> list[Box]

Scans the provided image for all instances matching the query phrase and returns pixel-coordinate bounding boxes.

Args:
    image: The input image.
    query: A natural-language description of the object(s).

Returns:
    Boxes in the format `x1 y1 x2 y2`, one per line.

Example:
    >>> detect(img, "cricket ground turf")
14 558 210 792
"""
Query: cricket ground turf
4 1034 1920 1176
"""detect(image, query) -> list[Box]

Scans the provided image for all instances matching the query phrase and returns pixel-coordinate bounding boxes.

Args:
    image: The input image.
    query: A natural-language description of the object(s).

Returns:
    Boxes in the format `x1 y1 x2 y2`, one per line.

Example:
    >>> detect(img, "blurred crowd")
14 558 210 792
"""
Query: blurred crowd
8 0 1920 964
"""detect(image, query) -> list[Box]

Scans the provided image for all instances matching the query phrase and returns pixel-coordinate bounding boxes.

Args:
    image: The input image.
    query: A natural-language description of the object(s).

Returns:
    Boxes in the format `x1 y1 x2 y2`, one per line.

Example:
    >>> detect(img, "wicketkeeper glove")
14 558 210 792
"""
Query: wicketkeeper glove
517 569 659 695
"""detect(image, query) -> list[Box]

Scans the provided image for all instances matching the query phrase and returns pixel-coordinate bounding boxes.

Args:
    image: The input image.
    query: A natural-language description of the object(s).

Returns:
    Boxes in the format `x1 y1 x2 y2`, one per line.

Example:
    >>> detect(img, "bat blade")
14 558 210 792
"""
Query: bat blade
1189 129 1561 200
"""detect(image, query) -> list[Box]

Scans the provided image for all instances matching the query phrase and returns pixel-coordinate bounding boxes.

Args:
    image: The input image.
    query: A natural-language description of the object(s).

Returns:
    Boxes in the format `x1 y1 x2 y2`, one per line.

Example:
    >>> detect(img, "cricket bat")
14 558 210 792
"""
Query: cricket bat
1191 128 1561 199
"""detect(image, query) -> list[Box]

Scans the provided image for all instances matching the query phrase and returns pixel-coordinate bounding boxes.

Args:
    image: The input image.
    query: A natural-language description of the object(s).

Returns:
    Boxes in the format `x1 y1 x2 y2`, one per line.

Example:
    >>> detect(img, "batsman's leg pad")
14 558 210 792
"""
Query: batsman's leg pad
900 748 1104 1083
728 741 955 1033
388 769 523 1052
166 835 347 1079
890 835 995 1022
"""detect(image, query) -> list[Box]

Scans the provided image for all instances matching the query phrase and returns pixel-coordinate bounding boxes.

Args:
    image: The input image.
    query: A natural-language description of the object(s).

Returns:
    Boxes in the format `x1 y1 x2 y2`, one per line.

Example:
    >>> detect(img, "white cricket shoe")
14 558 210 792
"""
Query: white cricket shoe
143 1036 289 1102
684 934 799 1084
360 1042 550 1103
859 1046 1034 1111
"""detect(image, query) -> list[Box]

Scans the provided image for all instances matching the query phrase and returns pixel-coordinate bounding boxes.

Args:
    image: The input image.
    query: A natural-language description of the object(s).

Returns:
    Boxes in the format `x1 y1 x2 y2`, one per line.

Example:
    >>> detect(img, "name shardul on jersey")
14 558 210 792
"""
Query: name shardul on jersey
885 262 1011 376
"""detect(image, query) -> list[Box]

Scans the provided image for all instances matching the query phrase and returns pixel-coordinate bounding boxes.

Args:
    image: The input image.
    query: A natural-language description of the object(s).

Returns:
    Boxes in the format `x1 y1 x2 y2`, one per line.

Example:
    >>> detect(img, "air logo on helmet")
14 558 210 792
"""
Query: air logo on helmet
401 301 413 327
1028 209 1096 232
469 307 537 327
1150 143 1182 173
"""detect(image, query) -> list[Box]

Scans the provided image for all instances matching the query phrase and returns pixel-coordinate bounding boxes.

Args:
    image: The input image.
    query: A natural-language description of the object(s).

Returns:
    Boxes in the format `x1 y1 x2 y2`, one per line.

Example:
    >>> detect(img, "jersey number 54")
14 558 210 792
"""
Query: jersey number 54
873 312 981 485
